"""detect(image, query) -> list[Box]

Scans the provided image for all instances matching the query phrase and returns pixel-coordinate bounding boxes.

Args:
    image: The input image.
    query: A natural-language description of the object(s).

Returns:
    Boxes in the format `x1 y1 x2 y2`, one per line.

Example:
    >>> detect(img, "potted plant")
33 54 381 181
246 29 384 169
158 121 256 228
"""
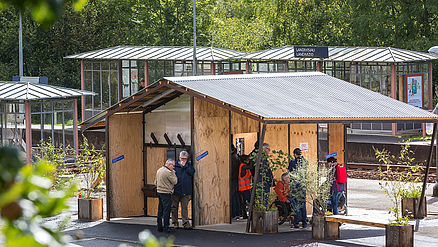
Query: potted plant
376 142 427 219
375 146 414 247
250 149 288 233
77 136 105 221
304 163 335 240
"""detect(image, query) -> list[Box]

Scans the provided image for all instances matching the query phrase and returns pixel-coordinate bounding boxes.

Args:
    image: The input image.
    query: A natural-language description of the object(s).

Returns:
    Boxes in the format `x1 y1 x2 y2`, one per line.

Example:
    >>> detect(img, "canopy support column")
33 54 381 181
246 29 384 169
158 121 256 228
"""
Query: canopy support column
391 64 397 136
246 122 267 233
81 60 85 122
25 102 32 164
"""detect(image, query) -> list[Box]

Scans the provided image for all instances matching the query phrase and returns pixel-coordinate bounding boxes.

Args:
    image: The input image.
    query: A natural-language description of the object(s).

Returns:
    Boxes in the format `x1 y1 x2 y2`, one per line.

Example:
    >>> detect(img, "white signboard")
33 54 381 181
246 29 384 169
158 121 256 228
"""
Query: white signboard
300 142 309 152
406 74 423 108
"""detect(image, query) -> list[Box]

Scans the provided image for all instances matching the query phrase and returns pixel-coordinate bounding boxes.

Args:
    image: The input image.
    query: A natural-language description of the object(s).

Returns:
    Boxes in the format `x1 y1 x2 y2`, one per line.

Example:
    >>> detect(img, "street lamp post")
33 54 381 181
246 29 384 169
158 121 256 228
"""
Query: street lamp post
192 0 197 76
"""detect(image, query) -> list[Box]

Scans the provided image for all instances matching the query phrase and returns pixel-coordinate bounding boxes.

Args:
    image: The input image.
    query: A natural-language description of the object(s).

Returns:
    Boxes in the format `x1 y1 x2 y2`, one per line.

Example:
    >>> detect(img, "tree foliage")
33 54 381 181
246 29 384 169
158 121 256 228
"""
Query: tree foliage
1 0 438 95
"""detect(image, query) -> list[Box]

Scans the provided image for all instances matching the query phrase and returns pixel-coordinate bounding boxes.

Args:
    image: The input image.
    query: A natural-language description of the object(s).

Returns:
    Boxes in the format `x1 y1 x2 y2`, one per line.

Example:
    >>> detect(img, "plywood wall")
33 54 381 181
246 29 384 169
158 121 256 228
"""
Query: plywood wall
146 147 166 216
264 124 289 181
328 123 345 164
231 112 259 134
193 98 230 225
290 124 318 165
290 124 318 215
108 113 144 218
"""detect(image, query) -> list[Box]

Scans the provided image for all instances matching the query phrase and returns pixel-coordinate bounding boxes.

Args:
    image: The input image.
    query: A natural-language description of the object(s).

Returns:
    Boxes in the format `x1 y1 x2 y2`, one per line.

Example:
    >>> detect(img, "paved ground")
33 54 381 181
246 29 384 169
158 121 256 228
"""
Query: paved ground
55 178 438 247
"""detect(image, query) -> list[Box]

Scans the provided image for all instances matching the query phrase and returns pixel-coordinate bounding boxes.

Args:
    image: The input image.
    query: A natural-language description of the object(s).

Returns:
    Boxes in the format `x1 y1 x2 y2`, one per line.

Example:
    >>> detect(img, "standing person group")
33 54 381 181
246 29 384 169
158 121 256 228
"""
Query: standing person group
156 151 195 233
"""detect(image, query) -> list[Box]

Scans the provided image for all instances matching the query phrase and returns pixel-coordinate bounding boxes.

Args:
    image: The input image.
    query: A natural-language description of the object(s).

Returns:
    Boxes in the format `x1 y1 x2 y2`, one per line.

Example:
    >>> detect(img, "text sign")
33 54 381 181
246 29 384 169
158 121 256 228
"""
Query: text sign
300 142 309 152
325 152 337 159
112 155 124 164
196 151 208 161
294 46 329 58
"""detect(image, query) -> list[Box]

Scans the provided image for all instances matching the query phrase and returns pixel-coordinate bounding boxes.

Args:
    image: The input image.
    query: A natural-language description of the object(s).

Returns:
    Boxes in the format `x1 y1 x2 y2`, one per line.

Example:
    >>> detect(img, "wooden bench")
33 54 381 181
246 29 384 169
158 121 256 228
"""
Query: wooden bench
142 184 158 198
322 215 388 239
322 215 414 246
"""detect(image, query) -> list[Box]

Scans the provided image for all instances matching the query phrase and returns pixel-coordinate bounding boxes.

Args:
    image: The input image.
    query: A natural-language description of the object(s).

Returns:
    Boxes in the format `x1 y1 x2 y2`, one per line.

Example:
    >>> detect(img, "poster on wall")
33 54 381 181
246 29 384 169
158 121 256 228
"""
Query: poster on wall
405 74 424 108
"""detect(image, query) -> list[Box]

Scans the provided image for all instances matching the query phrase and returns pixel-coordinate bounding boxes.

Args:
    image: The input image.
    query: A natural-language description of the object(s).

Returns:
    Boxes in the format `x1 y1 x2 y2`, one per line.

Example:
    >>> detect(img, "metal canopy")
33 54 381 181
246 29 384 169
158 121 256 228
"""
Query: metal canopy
0 81 95 101
80 72 437 130
65 46 244 61
240 46 438 63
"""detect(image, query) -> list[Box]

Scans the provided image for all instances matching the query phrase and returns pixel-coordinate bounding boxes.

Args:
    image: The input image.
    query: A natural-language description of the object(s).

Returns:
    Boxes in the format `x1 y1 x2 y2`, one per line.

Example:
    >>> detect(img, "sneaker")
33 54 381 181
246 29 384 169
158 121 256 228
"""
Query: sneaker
164 227 175 233
172 222 179 227
183 223 193 230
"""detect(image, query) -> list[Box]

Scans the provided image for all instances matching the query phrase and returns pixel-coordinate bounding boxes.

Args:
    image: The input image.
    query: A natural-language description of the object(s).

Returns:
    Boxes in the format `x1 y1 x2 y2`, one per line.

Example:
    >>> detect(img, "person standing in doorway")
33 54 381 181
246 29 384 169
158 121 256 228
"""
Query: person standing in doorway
171 151 195 229
238 155 251 219
155 159 178 233
231 145 242 219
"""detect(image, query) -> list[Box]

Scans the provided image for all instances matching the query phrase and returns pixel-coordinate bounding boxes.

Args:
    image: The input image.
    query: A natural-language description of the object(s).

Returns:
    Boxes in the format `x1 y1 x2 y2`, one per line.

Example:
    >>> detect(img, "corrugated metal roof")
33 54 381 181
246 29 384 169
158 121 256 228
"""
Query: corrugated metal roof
240 46 438 63
65 46 244 61
0 81 95 101
164 72 437 121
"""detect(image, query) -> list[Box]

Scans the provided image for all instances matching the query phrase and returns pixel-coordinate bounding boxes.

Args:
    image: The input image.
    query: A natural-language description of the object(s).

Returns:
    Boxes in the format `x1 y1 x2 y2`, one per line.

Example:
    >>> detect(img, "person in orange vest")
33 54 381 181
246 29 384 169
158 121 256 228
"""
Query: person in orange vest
238 155 252 219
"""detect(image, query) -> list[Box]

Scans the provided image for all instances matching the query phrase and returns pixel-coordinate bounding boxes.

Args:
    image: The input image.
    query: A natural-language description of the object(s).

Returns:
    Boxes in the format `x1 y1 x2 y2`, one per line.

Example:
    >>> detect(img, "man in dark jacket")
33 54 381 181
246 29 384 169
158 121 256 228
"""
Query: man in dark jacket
171 151 195 229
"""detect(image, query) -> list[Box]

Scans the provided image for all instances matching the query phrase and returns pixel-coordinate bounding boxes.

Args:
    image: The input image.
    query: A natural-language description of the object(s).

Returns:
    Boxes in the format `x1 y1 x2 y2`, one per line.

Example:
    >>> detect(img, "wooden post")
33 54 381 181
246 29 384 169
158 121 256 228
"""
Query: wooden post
246 61 250 74
190 96 196 226
80 60 85 122
211 62 215 75
73 99 79 154
105 116 111 220
118 60 122 101
317 61 322 72
429 62 433 110
145 61 149 86
391 64 397 136
417 122 436 219
25 102 32 164
246 122 267 233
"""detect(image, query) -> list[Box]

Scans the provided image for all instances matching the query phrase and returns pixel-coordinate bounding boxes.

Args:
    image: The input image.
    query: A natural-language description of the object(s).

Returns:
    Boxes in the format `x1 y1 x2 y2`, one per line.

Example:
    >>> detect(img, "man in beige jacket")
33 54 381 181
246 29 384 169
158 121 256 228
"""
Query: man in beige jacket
155 159 178 233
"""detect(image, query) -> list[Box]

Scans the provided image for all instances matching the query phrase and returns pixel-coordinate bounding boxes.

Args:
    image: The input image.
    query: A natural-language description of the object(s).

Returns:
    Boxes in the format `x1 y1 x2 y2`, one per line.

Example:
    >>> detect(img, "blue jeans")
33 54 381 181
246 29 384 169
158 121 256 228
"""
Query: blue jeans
331 191 343 215
292 199 307 226
157 193 172 229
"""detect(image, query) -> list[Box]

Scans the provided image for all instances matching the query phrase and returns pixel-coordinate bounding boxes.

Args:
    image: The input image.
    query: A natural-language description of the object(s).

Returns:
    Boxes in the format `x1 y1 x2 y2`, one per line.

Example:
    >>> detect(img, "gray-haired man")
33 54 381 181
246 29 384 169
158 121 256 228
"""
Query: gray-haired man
155 159 178 233
171 150 195 229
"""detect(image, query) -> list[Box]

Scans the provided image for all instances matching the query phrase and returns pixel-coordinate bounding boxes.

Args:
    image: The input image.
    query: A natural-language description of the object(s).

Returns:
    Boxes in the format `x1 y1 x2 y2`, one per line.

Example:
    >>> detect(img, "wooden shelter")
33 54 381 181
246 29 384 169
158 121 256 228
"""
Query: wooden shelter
93 72 437 227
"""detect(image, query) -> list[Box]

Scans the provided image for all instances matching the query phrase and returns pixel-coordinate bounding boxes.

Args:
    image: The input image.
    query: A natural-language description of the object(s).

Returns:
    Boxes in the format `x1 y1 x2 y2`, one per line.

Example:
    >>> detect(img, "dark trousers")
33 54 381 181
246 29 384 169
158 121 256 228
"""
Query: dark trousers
239 190 251 217
294 204 307 226
157 193 172 229
231 182 241 218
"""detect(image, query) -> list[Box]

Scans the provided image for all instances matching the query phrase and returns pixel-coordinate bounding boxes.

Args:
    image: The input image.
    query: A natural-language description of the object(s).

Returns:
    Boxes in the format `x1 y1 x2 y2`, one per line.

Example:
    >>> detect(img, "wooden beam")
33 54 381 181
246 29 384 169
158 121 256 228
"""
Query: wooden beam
417 122 436 219
190 95 195 227
246 123 267 232
105 116 111 220
25 102 32 164
391 64 397 136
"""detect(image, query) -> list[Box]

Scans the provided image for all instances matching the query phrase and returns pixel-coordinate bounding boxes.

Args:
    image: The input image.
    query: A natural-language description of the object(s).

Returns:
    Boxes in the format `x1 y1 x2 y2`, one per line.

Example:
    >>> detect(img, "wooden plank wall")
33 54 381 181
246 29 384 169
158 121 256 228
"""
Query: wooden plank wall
146 147 166 216
264 124 289 181
290 123 318 214
328 123 345 164
193 98 230 225
290 124 318 164
108 113 144 217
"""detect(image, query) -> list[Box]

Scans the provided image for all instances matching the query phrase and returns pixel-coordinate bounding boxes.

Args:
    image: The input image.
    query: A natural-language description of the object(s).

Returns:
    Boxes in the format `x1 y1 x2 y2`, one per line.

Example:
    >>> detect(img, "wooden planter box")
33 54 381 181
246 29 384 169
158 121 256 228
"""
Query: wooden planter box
386 224 414 247
402 197 427 219
78 198 103 221
251 210 278 233
312 215 339 240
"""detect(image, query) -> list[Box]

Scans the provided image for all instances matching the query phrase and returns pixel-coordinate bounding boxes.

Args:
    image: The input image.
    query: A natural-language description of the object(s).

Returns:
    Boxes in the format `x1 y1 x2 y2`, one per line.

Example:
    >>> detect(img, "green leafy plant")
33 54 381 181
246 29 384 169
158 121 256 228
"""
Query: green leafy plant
76 136 105 199
0 146 75 246
374 142 423 225
305 163 333 216
35 138 75 190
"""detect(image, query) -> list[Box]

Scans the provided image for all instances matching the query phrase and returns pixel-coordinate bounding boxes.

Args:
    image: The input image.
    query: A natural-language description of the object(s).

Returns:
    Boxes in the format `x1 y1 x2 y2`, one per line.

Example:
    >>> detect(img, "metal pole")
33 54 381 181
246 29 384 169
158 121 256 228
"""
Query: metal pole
25 102 31 164
434 129 438 196
246 122 267 233
415 122 436 232
192 0 197 76
19 10 23 77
